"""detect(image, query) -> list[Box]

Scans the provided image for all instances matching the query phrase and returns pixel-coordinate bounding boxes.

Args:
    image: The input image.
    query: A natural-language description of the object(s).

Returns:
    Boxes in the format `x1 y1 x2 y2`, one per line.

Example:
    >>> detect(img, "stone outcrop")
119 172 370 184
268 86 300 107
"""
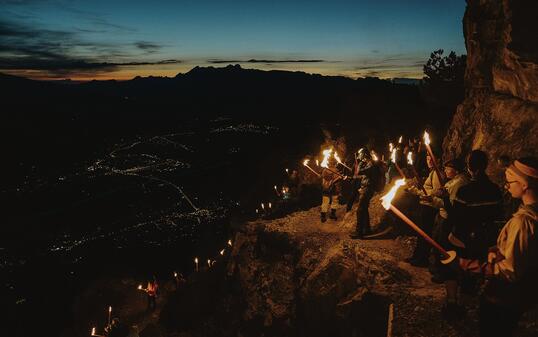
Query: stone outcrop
443 0 538 181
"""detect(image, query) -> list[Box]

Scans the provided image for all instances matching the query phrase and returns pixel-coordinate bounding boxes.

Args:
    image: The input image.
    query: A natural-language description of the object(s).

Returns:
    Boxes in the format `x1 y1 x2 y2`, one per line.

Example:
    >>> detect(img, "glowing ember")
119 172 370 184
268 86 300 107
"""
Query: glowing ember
380 178 406 210
407 152 413 165
423 131 431 146
320 148 333 168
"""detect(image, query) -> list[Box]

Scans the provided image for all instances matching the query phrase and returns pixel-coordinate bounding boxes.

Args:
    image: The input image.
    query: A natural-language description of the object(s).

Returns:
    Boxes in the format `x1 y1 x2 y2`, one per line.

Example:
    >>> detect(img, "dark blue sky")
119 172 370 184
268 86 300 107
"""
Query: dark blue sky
0 0 466 80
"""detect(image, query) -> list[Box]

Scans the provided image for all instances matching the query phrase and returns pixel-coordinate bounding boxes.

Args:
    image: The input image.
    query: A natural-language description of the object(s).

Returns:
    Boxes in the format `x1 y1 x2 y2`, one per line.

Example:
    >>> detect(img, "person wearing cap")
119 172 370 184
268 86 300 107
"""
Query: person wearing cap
427 158 470 316
445 157 538 336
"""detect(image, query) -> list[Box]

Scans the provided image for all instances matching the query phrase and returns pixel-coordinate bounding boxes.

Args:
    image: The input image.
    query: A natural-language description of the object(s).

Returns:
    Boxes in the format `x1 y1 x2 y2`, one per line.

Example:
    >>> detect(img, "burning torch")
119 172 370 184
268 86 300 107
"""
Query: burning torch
380 179 455 262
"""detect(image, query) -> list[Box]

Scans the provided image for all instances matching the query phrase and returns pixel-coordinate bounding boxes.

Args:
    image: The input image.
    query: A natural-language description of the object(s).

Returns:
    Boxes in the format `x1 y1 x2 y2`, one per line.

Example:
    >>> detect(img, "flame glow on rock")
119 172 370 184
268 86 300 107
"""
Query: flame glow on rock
380 178 406 210
407 152 413 165
423 131 431 146
320 148 333 168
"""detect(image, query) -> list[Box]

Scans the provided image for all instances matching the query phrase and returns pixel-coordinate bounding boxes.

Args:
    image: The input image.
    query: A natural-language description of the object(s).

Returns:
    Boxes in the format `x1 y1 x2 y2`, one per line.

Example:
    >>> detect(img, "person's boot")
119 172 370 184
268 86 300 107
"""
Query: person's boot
329 209 337 220
320 212 327 223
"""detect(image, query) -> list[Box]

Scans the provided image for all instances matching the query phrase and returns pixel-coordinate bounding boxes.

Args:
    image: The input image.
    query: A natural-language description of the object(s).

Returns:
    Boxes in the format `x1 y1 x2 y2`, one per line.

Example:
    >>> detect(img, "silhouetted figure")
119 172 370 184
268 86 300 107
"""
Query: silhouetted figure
321 158 342 222
349 148 378 239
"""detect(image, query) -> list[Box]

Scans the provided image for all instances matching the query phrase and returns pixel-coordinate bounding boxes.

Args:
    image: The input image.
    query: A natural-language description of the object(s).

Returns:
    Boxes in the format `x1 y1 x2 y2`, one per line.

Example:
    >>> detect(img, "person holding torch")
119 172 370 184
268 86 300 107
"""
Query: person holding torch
443 157 538 337
320 154 344 222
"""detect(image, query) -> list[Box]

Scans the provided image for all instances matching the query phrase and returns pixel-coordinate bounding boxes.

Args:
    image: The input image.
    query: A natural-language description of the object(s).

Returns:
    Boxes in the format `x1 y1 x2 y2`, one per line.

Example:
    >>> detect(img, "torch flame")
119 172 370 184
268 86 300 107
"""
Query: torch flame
334 151 342 164
316 159 319 166
228 239 232 246
109 306 112 313
371 150 379 161
274 185 277 190
320 148 333 168
91 327 96 336
423 131 431 146
398 136 403 144
194 257 198 263
207 259 211 267
174 272 178 278
391 148 397 163
407 152 413 165
268 202 272 209
220 249 225 255
138 284 142 290
303 159 309 166
380 178 406 210
389 143 394 153
261 203 265 210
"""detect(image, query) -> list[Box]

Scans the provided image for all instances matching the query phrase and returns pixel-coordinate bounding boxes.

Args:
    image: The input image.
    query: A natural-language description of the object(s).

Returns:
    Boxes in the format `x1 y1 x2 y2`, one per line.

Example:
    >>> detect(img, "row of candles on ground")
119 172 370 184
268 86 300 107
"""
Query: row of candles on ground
90 239 234 336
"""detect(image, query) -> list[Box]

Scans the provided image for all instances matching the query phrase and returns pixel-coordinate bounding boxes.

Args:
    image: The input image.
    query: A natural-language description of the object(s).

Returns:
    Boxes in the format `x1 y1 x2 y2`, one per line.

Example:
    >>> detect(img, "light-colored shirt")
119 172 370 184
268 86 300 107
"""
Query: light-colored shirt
494 204 538 282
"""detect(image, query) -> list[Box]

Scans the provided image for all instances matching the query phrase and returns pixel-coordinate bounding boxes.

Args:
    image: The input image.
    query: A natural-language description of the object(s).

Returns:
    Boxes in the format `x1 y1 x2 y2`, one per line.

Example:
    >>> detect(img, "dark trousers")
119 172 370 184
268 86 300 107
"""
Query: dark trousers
147 294 156 311
479 296 522 337
411 205 437 262
355 189 373 234
346 179 362 211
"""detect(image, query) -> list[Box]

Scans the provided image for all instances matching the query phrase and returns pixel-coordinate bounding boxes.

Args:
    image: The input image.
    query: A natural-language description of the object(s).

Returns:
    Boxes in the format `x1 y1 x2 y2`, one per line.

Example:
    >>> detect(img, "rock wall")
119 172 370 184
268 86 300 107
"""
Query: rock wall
443 0 538 181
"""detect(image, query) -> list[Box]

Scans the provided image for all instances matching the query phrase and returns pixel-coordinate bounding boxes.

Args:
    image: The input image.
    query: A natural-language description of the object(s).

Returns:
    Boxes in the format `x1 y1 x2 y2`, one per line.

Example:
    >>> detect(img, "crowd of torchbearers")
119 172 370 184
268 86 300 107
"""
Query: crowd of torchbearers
90 131 537 337
297 130 538 337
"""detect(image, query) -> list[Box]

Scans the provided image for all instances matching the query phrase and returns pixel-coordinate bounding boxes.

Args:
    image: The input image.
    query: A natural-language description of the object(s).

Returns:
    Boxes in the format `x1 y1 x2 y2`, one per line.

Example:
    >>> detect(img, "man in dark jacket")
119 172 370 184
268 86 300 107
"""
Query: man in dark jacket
350 148 379 239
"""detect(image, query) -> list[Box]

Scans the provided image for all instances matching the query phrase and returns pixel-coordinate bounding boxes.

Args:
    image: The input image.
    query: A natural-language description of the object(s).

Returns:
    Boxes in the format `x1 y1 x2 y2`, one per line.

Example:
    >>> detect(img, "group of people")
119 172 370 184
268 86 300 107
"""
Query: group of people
318 143 538 336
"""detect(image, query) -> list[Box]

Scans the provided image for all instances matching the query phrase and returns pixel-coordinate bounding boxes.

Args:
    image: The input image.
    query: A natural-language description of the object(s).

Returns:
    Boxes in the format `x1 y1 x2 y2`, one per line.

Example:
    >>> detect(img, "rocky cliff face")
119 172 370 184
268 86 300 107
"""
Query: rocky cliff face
443 0 538 179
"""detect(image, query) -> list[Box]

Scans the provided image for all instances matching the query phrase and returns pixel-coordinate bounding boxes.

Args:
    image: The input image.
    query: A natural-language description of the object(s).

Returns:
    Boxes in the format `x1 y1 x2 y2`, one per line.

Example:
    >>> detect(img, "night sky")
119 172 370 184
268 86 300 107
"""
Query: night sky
0 0 466 80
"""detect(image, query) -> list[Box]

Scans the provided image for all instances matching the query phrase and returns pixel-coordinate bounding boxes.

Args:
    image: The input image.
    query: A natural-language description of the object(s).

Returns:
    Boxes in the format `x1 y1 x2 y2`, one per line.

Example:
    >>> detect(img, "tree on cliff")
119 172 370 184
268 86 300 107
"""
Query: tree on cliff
420 49 466 132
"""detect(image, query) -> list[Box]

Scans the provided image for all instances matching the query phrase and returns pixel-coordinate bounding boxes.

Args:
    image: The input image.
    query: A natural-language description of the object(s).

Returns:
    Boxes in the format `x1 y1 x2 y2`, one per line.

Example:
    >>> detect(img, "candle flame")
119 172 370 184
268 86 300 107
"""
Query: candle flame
380 178 406 210
391 148 397 163
227 239 232 246
423 131 431 146
220 249 225 255
407 152 413 165
398 136 403 144
320 148 333 168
